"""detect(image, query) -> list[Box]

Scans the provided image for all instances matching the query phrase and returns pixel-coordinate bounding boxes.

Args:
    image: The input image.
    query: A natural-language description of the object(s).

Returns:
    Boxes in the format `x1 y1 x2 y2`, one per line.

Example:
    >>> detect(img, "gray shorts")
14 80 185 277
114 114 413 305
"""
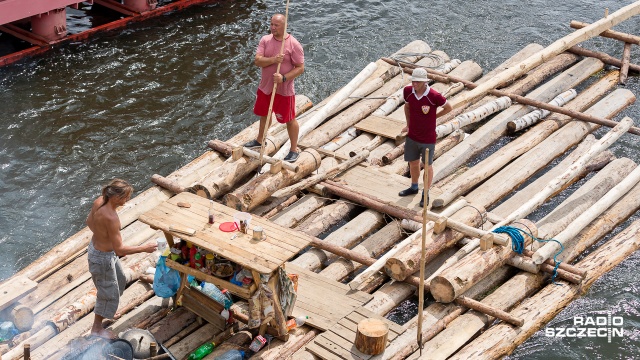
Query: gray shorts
88 241 126 319
404 137 435 165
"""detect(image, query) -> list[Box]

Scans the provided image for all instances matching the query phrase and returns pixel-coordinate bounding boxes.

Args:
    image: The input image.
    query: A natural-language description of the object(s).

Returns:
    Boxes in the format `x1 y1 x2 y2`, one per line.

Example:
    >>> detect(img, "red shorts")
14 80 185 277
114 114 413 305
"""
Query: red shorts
253 89 296 124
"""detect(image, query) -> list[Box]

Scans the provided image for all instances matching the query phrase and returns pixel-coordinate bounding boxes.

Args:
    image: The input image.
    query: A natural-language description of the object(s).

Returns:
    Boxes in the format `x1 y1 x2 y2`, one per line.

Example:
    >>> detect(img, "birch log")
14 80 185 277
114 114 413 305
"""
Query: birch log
272 63 377 160
368 140 396 166
450 218 640 360
447 1 640 110
321 127 358 151
435 96 511 138
508 88 577 132
533 164 640 264
225 149 322 211
493 117 634 228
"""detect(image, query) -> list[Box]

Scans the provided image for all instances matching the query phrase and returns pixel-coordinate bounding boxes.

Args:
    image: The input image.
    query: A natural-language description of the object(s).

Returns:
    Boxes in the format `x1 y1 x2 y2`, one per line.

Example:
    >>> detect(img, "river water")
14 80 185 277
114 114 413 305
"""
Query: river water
0 0 638 357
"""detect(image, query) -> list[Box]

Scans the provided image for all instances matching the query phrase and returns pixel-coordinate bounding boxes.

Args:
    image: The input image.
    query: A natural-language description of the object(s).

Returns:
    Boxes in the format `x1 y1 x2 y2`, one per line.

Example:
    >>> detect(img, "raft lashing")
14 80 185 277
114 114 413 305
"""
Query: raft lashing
2 7 640 360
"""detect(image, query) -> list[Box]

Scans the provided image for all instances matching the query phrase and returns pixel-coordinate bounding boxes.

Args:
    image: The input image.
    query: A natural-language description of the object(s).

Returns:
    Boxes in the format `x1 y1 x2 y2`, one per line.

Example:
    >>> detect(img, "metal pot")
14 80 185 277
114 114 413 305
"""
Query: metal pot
118 328 158 359
103 339 134 360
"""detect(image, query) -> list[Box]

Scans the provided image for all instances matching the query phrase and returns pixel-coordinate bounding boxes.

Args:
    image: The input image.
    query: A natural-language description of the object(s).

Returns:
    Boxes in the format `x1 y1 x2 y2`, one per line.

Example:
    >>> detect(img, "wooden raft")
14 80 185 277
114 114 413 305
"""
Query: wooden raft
286 263 373 331
305 307 405 360
334 165 442 209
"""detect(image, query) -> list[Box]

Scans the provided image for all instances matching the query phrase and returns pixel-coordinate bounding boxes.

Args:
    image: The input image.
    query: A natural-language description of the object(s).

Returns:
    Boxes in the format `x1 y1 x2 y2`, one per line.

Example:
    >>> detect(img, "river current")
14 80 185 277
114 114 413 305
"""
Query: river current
0 0 638 358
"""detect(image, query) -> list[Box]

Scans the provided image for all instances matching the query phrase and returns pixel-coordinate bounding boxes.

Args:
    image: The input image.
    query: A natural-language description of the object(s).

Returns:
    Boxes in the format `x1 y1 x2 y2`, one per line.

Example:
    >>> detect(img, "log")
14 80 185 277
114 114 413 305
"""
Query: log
211 140 300 172
569 20 640 45
447 1 640 109
291 209 384 271
455 296 523 327
467 87 635 210
368 140 396 166
271 150 370 199
432 57 604 183
620 42 632 84
350 137 384 157
533 164 640 264
507 88 577 132
335 133 374 159
167 323 222 360
150 174 185 194
354 318 388 355
435 96 511 139
321 127 358 151
429 220 537 303
225 149 322 211
256 194 299 218
148 307 198 344
319 222 403 282
293 201 356 237
272 62 378 160
449 218 640 360
493 117 634 229
270 194 331 228
567 45 640 73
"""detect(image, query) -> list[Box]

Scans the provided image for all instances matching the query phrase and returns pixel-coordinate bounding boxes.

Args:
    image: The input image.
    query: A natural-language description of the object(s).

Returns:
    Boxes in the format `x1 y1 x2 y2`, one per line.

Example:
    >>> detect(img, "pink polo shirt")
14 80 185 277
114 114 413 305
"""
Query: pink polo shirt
256 34 304 96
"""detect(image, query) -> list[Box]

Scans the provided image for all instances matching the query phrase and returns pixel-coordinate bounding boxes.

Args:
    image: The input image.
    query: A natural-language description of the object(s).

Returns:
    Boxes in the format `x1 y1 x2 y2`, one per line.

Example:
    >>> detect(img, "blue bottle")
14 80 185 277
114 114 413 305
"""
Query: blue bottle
214 349 245 360
201 282 233 309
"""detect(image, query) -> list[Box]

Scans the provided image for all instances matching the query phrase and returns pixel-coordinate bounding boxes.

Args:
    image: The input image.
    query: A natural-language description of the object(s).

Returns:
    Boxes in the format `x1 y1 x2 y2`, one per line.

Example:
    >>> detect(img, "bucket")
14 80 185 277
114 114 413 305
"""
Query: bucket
233 212 252 233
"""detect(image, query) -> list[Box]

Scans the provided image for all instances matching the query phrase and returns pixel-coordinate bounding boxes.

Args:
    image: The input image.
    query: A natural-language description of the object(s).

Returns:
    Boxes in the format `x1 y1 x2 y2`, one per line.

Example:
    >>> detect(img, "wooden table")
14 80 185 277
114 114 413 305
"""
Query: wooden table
138 192 313 337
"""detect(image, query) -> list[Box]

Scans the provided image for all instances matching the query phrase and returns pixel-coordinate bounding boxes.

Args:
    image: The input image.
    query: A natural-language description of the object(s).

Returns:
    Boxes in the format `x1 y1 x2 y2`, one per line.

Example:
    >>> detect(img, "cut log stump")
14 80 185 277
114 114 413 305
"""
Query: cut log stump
354 318 388 355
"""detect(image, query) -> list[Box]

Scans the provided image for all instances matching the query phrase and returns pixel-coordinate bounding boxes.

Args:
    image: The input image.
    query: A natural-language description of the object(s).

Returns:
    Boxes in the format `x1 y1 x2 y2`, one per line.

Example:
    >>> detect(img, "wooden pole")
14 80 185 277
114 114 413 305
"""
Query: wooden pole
417 149 430 355
569 20 640 44
258 0 290 167
619 42 632 84
567 45 640 73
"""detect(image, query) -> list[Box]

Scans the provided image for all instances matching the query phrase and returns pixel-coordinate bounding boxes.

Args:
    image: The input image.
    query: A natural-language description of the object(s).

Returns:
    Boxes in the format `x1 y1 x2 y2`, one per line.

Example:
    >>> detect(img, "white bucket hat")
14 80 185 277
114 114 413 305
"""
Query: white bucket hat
411 68 428 82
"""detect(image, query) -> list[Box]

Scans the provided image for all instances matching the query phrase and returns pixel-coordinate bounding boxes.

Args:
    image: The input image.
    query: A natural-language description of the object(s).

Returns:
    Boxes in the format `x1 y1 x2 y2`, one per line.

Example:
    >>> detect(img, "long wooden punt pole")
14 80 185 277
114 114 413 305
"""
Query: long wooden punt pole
258 0 290 167
382 58 640 136
417 149 430 355
443 1 640 110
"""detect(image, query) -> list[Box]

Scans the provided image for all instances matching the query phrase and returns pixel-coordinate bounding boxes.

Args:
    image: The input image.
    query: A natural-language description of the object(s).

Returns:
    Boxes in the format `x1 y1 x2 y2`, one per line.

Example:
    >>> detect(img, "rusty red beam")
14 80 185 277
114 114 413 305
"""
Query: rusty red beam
0 0 219 67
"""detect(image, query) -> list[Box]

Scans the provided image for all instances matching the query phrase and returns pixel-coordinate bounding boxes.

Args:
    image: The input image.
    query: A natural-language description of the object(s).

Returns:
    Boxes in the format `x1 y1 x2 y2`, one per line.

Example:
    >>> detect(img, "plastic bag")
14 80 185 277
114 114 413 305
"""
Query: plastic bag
153 256 182 298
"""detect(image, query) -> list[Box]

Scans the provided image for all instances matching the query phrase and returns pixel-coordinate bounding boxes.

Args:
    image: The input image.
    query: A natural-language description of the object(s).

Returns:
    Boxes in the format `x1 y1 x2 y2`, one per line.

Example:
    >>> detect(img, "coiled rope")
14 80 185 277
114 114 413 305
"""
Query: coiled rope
492 225 565 285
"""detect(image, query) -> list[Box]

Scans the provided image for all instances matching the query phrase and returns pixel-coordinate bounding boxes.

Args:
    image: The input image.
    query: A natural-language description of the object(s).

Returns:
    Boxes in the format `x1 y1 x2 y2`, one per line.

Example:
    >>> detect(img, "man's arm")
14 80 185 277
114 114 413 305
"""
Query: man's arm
437 102 453 119
402 102 411 133
255 53 283 68
276 62 304 84
108 215 156 256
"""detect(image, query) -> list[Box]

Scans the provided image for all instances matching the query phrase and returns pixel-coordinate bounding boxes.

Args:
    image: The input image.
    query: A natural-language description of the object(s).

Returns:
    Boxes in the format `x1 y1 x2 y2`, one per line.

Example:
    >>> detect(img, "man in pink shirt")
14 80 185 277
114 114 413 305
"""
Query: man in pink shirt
245 13 305 162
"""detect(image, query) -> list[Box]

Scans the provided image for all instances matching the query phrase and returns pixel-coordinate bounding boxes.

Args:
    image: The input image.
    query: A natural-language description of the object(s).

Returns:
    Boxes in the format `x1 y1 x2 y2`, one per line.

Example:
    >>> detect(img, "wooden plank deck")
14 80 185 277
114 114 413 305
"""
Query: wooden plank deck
334 165 442 209
286 263 373 331
305 307 405 360
354 115 405 142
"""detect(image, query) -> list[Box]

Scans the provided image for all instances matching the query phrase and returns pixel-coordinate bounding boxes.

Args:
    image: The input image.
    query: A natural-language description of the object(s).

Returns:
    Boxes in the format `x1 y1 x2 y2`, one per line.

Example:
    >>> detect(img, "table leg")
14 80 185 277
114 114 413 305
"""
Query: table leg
174 272 189 306
267 274 289 337
162 231 175 248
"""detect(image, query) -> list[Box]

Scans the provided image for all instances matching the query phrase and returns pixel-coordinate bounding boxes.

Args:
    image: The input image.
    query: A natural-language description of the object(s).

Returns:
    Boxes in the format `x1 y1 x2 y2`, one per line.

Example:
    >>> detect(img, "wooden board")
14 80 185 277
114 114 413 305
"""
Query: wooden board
0 275 37 312
335 165 443 210
180 286 227 332
138 192 313 274
306 308 405 360
286 263 373 331
355 115 405 141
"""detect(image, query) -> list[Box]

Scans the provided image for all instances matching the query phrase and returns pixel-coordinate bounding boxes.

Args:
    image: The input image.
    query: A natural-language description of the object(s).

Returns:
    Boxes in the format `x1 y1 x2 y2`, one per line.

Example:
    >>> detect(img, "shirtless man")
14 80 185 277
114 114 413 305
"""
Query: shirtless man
86 179 156 338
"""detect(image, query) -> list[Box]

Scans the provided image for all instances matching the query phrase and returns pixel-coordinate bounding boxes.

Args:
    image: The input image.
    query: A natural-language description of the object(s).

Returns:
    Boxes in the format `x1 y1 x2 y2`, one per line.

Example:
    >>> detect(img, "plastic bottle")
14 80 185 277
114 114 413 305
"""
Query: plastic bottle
201 282 233 309
208 200 215 224
0 321 19 341
286 315 308 331
214 349 245 360
187 341 216 360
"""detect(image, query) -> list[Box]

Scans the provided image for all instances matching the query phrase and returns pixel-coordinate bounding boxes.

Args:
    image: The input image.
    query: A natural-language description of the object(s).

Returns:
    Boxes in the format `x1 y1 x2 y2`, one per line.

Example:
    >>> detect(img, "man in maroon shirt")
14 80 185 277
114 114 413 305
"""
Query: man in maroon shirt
399 68 453 207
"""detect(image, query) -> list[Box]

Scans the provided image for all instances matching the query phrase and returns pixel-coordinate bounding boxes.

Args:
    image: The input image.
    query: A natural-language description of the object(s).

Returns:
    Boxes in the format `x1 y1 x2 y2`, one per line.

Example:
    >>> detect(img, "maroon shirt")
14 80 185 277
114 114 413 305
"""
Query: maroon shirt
403 85 447 144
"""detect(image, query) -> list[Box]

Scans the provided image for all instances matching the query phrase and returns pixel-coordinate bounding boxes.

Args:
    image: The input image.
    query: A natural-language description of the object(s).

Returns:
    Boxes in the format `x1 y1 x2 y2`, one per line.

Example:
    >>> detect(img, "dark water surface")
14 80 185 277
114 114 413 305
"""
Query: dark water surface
0 0 639 357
